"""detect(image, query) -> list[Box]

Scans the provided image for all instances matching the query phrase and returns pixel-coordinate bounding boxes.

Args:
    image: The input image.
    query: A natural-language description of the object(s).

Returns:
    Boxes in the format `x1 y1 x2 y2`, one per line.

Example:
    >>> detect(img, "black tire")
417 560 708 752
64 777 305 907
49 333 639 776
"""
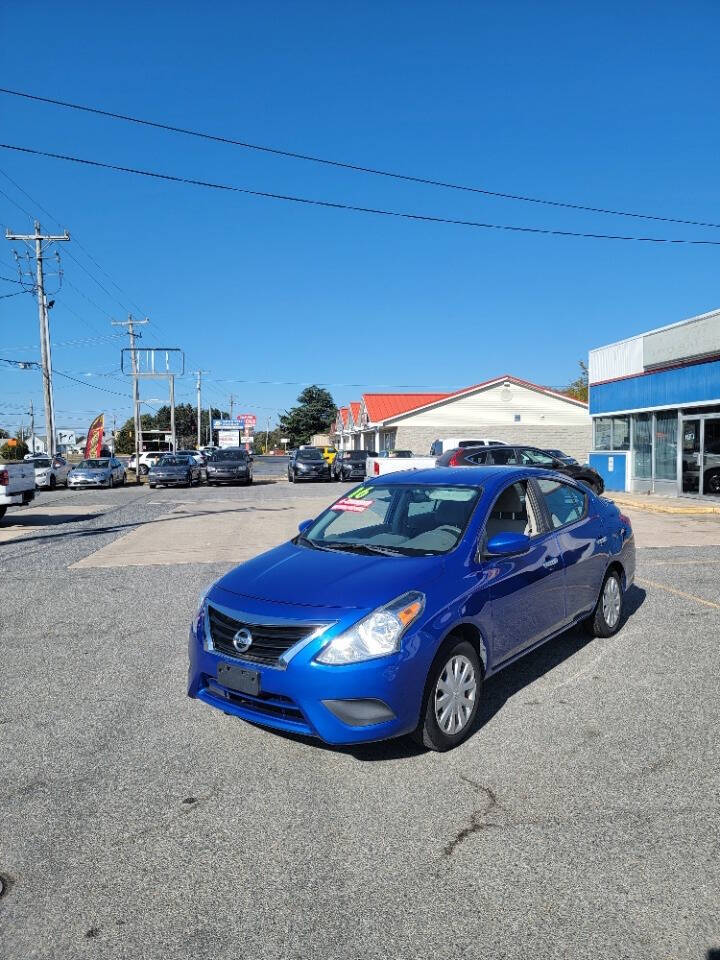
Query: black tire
108 475 114 489
149 483 156 489
412 637 482 752
49 474 56 490
139 463 149 476
288 472 295 483
705 469 720 495
121 472 126 486
0 505 7 521
584 569 623 637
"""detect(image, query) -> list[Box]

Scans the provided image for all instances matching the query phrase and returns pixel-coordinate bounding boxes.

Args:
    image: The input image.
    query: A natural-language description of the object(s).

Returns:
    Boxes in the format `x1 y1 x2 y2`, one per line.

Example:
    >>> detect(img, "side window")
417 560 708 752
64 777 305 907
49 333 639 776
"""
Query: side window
517 449 556 467
467 450 488 465
536 478 587 529
430 440 440 456
488 448 518 466
484 480 541 542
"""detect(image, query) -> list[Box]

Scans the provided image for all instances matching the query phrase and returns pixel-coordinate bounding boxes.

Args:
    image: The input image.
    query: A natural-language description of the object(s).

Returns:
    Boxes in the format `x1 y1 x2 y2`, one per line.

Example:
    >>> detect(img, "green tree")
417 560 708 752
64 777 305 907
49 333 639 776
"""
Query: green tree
564 360 589 403
1 440 29 460
278 386 336 447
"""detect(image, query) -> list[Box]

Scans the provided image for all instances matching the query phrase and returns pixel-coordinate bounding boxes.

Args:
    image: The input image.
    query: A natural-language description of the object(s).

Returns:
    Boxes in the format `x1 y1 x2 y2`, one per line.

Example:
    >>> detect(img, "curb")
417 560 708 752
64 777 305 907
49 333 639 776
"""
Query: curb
606 494 720 517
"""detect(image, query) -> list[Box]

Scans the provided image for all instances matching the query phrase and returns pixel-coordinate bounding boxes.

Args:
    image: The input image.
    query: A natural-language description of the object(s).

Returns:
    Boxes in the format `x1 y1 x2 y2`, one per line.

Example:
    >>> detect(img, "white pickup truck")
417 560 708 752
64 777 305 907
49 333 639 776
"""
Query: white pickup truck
366 455 438 478
0 460 36 521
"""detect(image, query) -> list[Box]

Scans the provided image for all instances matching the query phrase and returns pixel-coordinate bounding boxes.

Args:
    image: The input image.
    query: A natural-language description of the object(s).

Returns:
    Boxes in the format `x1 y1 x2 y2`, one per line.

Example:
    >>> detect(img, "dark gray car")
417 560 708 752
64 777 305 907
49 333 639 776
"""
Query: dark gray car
148 455 201 488
206 448 253 485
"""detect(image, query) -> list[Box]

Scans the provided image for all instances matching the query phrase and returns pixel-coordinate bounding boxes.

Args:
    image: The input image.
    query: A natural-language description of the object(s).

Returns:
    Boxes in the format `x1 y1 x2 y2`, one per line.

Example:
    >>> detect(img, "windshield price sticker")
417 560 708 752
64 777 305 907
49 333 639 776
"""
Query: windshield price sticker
347 487 372 499
331 497 375 513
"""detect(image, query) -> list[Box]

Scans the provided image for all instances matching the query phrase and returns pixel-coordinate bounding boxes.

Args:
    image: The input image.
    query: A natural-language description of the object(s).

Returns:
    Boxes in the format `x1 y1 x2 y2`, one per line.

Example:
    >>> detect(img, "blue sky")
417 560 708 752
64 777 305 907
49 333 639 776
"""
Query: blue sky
1 0 719 436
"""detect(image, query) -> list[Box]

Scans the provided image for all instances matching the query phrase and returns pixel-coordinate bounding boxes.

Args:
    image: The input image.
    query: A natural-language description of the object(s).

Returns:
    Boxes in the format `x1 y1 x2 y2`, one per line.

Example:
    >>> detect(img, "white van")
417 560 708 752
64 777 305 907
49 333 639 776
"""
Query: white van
429 437 506 456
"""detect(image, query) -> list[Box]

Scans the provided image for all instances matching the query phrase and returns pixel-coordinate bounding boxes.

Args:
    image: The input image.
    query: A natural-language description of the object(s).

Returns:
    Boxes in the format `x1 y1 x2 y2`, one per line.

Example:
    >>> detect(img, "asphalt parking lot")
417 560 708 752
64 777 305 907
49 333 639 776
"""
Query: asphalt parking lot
1 469 719 960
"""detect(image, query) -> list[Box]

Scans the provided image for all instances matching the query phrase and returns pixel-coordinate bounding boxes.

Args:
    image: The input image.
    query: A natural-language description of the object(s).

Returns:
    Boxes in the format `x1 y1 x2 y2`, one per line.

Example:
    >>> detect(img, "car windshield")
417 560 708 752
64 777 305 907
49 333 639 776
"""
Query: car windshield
344 452 367 461
297 449 324 460
301 483 482 556
389 450 413 458
158 456 190 466
78 459 109 469
32 459 51 468
211 449 245 461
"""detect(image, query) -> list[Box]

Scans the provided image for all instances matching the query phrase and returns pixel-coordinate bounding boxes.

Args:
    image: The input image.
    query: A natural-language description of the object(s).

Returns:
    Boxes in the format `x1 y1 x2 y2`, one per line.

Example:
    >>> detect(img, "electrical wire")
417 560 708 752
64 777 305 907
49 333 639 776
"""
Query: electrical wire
2 141 719 247
2 85 718 230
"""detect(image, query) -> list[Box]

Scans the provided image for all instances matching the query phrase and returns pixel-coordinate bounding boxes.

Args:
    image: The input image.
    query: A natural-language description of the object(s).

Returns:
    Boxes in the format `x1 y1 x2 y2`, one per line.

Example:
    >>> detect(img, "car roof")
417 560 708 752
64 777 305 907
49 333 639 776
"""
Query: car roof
365 464 591 494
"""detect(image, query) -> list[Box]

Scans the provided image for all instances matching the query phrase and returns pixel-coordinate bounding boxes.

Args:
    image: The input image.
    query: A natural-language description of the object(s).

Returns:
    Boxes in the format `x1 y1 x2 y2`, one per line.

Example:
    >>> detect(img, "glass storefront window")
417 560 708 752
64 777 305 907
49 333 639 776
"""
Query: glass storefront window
632 413 652 478
654 412 678 481
612 417 630 451
594 418 612 450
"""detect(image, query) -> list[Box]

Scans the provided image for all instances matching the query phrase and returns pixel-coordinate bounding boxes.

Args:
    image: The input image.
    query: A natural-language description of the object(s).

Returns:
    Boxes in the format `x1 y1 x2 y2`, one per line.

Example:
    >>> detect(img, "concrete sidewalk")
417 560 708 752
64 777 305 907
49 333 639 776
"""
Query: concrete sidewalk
606 491 720 516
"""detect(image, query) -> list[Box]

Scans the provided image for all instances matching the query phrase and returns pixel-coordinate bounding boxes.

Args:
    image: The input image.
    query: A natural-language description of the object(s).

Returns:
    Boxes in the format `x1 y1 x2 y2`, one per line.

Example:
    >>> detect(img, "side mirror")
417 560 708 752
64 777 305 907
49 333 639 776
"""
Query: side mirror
486 532 530 557
298 519 313 534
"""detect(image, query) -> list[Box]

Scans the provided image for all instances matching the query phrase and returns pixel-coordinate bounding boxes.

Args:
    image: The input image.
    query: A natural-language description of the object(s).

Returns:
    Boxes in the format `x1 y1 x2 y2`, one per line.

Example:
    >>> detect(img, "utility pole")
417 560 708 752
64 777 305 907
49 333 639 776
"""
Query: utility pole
28 399 35 454
112 315 148 483
168 375 176 452
6 221 70 457
192 371 210 448
265 416 270 454
229 393 235 419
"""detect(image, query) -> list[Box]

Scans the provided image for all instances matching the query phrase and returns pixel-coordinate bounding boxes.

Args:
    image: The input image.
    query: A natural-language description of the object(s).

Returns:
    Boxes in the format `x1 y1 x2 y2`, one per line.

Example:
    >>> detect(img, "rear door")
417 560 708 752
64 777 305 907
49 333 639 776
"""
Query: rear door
532 477 608 620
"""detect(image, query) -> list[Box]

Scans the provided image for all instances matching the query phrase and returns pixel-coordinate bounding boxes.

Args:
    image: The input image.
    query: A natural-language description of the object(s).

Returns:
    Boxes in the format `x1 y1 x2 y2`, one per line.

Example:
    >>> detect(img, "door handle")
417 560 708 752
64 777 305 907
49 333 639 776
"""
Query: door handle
543 557 559 568
596 536 607 545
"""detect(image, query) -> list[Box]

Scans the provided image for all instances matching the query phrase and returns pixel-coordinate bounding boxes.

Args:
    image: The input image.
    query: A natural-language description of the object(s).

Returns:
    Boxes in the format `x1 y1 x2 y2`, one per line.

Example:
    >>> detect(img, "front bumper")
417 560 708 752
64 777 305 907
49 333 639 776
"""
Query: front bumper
150 475 190 485
207 471 248 482
187 593 432 745
68 476 108 487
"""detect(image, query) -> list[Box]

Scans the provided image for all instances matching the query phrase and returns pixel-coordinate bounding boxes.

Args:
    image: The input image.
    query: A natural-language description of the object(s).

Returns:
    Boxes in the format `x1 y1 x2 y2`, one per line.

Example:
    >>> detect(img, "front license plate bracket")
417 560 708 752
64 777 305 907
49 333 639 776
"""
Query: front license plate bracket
217 662 260 696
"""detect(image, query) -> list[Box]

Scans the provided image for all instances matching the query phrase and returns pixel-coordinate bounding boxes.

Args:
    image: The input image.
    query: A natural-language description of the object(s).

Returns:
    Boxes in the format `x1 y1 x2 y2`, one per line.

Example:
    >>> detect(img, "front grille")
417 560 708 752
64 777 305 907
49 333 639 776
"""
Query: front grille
208 605 320 665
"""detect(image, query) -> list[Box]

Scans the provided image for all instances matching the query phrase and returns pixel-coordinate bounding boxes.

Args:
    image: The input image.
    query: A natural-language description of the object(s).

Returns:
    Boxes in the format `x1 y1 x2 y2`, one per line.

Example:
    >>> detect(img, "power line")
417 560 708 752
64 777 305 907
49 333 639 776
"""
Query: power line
2 85 718 231
3 141 720 247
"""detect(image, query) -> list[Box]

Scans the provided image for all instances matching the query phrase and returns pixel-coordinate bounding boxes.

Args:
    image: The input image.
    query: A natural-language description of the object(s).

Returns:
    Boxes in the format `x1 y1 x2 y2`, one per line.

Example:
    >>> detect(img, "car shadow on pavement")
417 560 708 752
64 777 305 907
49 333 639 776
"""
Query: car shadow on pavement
261 585 647 763
0 512 104 528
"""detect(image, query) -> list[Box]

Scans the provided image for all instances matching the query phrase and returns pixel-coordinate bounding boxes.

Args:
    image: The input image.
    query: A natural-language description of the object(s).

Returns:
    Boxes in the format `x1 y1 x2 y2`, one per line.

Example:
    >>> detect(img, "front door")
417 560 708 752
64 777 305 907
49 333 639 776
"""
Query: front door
481 479 566 665
681 419 701 494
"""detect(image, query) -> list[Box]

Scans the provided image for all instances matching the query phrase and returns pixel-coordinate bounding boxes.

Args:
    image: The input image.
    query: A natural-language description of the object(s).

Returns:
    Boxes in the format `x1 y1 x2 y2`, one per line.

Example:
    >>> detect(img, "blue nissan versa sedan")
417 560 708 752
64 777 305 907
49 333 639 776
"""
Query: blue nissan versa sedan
188 467 635 751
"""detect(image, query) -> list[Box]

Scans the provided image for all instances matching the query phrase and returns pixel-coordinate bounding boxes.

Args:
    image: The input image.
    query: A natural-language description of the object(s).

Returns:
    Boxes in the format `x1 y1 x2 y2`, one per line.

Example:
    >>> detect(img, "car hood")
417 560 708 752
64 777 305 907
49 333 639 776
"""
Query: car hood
214 540 446 610
71 468 108 476
207 461 245 468
152 465 189 474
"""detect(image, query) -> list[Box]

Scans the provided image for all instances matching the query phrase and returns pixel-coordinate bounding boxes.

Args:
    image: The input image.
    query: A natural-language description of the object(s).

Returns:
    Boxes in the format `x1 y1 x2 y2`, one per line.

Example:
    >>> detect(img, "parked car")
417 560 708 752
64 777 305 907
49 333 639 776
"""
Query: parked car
332 450 372 481
544 448 579 465
288 447 331 482
176 449 208 482
27 455 72 489
429 438 506 456
189 466 635 751
68 457 127 489
377 450 414 458
149 454 202 488
436 444 605 495
0 460 35 520
128 451 166 475
206 448 253 485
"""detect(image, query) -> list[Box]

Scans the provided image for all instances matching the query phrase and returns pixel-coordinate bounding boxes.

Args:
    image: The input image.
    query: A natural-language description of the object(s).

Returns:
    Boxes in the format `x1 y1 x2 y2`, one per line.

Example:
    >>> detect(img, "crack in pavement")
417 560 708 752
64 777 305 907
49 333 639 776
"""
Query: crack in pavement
442 775 502 858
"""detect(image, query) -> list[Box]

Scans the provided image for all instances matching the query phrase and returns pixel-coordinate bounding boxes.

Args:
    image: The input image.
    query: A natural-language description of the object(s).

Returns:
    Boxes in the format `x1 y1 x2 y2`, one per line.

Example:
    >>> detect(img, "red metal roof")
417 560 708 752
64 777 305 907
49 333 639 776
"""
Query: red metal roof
362 392 451 422
337 406 349 428
349 402 361 424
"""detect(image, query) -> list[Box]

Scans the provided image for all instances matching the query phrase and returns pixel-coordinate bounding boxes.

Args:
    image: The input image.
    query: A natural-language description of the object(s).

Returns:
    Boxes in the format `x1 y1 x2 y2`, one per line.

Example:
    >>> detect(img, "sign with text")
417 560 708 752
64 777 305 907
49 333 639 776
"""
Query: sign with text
218 430 240 448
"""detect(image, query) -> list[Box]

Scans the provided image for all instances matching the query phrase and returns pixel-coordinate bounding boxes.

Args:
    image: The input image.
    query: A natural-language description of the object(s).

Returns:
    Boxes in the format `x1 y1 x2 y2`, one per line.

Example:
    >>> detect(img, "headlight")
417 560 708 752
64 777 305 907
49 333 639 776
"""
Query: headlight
193 593 207 637
296 462 309 471
316 591 425 665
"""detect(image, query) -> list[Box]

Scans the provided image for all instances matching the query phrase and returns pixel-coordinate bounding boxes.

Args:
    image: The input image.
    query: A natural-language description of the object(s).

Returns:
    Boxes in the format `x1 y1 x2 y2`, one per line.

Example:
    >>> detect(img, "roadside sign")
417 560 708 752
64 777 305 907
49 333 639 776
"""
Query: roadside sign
57 430 76 446
6 438 17 447
218 430 240 448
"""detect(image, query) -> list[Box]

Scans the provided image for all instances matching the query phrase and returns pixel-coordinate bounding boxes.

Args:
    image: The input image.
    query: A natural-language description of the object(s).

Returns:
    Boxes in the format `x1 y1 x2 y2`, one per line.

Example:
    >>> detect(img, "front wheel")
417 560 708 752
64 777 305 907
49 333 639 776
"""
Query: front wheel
108 475 114 489
49 474 56 490
139 464 149 476
585 570 623 637
705 469 720 495
412 638 482 752
288 472 294 483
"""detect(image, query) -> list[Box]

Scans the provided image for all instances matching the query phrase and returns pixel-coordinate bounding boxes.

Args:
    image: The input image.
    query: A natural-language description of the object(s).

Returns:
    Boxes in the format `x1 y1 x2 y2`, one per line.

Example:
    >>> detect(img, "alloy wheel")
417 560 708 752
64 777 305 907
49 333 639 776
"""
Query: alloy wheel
434 654 477 735
602 576 621 628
